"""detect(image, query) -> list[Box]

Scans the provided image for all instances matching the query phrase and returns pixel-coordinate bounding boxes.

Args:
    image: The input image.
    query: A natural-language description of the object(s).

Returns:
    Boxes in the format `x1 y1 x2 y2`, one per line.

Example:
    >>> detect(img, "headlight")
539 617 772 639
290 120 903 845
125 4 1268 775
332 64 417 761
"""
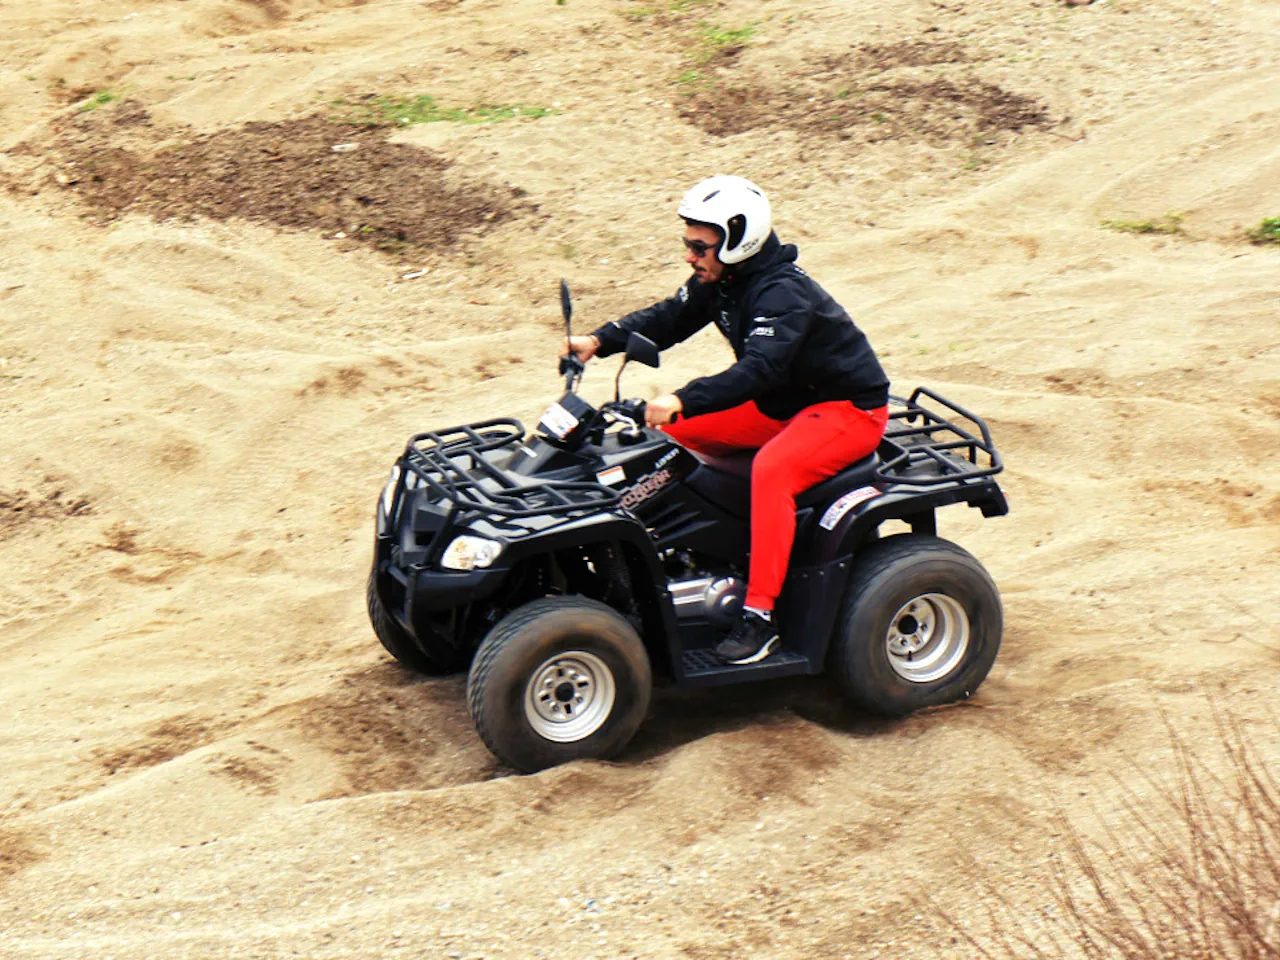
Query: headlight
440 535 504 571
379 465 401 517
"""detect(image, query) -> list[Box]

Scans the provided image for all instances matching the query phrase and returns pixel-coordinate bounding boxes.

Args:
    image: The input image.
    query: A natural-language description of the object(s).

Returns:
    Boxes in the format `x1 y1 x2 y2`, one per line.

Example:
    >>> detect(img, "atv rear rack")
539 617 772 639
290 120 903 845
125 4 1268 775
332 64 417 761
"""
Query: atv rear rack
876 387 1003 486
400 418 620 538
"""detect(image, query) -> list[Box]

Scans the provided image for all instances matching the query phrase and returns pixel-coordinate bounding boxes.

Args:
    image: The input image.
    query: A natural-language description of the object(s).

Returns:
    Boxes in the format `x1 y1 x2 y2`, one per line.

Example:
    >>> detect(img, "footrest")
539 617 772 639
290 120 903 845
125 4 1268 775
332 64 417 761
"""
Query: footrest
679 647 812 688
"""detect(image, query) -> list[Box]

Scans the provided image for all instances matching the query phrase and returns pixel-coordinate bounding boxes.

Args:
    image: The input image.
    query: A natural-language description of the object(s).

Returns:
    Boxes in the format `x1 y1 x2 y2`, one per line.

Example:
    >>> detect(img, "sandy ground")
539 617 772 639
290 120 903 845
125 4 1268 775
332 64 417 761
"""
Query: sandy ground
2 0 1279 956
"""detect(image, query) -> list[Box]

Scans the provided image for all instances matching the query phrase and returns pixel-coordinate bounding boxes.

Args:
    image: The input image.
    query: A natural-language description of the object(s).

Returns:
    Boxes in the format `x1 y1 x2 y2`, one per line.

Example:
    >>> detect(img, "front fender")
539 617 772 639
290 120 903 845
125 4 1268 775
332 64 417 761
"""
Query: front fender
428 510 679 676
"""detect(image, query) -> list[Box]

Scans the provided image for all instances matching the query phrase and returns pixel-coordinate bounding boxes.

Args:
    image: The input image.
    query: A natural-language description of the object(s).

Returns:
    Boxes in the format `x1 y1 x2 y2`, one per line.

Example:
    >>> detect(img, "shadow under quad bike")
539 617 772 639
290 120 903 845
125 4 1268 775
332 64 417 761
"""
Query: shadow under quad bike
368 282 1008 772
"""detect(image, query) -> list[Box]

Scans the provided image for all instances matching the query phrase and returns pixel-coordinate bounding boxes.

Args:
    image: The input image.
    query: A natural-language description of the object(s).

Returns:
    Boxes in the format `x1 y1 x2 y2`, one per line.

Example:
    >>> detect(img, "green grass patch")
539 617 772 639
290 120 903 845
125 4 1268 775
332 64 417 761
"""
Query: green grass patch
1245 216 1280 245
687 21 755 64
624 0 710 14
338 94 554 128
78 90 117 112
1100 213 1183 235
702 23 755 47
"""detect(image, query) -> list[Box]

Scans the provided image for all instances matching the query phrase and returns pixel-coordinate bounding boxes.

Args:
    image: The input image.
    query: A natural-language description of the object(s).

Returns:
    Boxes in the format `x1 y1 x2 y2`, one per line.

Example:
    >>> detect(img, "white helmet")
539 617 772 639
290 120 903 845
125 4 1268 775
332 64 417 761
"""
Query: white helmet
677 175 772 265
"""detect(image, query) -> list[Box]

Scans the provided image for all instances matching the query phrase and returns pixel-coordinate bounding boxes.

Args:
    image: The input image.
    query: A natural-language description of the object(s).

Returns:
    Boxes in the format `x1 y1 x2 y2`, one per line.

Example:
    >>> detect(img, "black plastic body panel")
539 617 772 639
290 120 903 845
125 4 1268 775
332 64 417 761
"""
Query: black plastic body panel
668 555 853 687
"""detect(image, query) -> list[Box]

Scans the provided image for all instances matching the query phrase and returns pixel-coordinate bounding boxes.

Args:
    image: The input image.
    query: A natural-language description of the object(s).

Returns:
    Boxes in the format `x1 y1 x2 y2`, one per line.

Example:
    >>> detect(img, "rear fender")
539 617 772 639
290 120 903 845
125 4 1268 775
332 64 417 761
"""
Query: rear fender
794 480 1009 567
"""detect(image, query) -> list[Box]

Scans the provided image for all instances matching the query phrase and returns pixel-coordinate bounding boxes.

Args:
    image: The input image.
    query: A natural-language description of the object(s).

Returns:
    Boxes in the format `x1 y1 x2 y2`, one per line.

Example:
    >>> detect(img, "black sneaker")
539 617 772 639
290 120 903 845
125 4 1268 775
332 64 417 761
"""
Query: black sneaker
714 611 780 665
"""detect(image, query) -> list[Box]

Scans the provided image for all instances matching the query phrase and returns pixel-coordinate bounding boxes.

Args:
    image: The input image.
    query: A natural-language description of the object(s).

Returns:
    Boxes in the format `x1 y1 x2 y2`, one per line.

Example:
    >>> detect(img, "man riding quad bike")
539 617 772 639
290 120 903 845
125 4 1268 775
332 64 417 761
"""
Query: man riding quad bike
368 177 1008 772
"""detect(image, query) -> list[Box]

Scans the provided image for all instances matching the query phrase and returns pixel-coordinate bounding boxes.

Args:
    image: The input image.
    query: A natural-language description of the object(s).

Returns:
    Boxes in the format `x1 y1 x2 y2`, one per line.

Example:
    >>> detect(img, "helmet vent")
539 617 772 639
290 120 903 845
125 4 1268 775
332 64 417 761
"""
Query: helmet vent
703 189 720 201
726 214 747 249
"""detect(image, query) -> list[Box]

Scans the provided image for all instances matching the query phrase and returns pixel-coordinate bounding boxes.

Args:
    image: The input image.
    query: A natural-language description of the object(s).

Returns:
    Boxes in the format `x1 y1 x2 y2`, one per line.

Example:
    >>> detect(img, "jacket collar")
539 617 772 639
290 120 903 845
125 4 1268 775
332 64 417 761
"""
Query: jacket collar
721 232 792 287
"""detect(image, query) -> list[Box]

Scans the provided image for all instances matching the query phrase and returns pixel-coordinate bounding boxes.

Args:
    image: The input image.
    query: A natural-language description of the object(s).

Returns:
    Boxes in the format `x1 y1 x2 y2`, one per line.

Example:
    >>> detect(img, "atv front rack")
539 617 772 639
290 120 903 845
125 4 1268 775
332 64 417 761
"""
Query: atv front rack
400 418 620 540
875 387 1003 486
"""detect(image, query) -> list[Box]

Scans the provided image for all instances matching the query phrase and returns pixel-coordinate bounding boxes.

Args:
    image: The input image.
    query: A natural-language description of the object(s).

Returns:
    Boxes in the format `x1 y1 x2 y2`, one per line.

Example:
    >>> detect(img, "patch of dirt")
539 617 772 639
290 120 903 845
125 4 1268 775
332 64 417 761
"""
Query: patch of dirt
1044 368 1111 395
472 355 525 381
298 365 368 397
674 36 1045 144
0 828 44 882
207 742 287 795
686 75 1050 142
41 109 525 255
99 521 142 554
1265 495 1280 526
1140 477 1272 528
0 480 93 541
837 38 971 72
200 0 375 37
90 519 202 584
96 715 224 776
150 437 203 473
293 664 496 796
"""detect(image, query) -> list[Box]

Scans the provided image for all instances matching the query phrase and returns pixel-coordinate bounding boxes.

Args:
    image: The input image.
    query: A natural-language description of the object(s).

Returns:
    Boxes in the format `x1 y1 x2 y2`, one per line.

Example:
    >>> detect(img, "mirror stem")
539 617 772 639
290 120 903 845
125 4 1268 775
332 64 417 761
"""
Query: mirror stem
614 360 629 402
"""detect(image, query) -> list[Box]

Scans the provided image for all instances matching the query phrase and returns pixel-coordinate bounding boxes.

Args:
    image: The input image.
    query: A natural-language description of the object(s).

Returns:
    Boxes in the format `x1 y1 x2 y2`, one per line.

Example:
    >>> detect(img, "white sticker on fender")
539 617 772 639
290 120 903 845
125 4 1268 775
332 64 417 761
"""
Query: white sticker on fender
596 465 626 486
818 485 881 531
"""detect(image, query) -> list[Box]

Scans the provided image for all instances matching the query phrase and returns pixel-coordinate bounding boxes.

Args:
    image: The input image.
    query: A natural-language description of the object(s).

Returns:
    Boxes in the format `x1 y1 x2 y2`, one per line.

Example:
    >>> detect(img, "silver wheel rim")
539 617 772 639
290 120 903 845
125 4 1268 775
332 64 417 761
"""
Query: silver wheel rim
885 593 970 684
524 650 616 743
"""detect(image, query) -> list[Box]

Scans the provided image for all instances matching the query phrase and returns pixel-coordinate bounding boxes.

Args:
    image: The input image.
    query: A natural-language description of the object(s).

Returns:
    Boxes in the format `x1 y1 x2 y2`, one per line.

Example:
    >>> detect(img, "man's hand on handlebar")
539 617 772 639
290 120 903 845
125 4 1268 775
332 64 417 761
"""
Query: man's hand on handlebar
562 335 600 363
645 393 683 427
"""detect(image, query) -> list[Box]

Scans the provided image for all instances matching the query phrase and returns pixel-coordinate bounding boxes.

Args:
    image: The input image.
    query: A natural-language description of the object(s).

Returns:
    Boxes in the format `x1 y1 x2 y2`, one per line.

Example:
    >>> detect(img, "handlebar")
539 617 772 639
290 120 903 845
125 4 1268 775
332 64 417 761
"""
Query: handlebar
601 397 647 427
602 397 684 425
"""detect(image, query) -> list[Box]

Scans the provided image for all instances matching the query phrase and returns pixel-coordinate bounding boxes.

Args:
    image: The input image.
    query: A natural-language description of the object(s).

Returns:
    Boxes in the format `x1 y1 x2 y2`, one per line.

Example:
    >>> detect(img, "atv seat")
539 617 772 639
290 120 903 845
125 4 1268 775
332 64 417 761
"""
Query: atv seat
796 453 881 507
688 450 881 515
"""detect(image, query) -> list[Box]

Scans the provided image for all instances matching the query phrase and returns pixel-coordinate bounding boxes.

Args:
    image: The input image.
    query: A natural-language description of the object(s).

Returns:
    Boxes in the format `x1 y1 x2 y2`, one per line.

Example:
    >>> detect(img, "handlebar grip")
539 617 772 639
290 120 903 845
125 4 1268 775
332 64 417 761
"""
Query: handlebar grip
558 354 585 376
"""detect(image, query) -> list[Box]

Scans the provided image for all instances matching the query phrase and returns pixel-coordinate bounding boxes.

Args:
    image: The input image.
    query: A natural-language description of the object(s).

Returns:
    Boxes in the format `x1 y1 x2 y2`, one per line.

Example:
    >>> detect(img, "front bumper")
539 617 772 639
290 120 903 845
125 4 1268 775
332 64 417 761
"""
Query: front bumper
371 528 511 640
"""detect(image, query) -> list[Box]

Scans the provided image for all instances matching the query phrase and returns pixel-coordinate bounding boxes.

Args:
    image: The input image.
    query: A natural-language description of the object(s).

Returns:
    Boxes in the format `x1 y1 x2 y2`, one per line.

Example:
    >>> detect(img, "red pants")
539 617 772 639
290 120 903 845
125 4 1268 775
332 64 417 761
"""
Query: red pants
666 400 888 610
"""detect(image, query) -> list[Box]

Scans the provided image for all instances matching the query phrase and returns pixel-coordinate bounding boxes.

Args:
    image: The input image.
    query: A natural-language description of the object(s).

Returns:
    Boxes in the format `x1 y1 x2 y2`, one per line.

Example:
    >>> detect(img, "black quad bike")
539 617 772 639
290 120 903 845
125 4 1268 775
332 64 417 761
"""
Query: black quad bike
368 282 1008 772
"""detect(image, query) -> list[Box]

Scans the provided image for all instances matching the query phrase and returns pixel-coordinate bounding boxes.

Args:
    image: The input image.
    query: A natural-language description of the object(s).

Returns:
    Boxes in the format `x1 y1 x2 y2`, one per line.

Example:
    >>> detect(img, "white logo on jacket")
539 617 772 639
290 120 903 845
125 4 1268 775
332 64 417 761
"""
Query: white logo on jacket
749 317 777 337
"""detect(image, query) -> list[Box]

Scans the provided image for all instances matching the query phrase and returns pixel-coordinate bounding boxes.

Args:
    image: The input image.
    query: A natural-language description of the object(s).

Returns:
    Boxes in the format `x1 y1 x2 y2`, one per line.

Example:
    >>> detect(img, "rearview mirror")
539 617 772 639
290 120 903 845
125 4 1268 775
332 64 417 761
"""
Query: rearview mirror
559 278 573 327
625 332 660 369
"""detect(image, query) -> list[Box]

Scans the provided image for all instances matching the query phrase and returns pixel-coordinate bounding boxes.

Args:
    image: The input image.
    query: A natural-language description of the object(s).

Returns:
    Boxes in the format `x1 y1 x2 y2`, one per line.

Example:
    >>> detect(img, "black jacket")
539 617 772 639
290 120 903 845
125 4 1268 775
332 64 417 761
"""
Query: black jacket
591 234 889 421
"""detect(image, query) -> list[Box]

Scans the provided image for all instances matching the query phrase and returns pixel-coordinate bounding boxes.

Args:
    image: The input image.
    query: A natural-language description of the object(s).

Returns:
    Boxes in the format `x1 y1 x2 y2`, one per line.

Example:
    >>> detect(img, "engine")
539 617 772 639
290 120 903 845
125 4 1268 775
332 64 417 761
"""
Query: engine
668 574 745 628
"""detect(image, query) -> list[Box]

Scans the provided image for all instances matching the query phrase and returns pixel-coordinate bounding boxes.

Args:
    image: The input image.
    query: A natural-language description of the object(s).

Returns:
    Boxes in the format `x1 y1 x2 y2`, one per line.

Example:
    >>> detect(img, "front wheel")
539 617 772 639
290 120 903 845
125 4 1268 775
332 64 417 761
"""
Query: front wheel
830 535 1002 716
467 597 652 772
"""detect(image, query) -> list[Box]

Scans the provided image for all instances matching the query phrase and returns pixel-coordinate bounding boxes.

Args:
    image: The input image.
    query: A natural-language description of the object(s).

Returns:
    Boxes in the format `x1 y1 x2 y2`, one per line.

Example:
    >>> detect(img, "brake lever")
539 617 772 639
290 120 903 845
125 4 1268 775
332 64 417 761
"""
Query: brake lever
612 399 647 445
612 398 647 425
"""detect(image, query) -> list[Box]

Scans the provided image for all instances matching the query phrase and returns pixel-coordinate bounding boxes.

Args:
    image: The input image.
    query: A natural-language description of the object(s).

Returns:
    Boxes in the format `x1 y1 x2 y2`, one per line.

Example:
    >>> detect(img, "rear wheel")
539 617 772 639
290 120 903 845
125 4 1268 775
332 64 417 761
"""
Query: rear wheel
830 535 1002 715
367 570 463 675
467 597 652 772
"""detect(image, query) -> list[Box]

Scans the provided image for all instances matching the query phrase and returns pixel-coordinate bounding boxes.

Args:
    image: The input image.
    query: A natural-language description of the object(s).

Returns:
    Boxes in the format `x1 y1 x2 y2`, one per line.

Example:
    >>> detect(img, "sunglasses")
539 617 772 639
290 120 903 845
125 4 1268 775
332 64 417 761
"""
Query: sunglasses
682 237 720 257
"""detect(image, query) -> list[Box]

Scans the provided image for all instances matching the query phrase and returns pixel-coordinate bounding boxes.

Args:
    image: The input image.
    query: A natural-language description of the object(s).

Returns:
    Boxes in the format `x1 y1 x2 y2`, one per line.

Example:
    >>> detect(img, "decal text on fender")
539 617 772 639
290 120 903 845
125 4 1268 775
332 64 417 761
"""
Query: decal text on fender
621 469 672 510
